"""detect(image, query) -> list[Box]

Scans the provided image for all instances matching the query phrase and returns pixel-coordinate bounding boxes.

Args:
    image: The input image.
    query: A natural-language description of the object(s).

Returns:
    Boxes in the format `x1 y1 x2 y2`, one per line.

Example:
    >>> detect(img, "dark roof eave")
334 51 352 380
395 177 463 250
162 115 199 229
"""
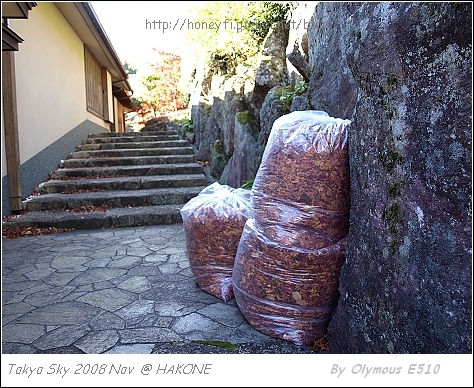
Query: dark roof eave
2 23 24 51
2 2 37 19
113 87 134 110
115 78 133 93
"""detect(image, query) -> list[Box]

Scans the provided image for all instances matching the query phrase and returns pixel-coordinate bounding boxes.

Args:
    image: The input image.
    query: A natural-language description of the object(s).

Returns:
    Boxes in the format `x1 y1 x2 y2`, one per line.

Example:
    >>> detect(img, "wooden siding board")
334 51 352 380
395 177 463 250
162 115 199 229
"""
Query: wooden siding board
2 51 23 211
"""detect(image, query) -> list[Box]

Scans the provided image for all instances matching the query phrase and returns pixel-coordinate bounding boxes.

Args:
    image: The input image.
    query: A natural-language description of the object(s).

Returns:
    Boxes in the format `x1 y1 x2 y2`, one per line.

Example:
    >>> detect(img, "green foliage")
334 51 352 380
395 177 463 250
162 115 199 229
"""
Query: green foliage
378 147 403 173
384 202 401 234
140 74 162 117
192 340 237 352
131 97 142 108
175 117 193 132
275 81 308 111
214 139 224 154
185 2 297 74
123 60 137 74
214 139 224 162
294 80 308 94
388 181 402 197
137 51 185 119
237 110 255 125
278 88 295 111
237 111 259 138
199 101 212 115
246 2 296 44
208 50 248 75
241 179 254 190
142 75 161 91
389 240 399 255
387 74 398 88
177 90 190 108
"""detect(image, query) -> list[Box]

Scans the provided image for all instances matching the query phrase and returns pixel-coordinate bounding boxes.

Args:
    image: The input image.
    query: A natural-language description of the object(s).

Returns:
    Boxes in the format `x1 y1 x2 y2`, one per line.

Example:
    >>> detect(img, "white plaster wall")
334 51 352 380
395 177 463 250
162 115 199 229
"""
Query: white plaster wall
8 2 107 166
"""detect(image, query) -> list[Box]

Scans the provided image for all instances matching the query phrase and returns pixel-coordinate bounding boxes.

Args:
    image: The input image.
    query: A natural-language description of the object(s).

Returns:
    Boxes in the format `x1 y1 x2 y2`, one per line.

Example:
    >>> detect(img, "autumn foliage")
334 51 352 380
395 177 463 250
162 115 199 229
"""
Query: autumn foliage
133 50 188 126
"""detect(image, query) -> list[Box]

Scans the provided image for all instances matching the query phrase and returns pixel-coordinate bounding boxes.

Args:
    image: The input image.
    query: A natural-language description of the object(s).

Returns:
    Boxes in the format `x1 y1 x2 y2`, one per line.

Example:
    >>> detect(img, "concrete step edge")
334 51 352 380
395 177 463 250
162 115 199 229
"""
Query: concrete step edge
69 147 195 159
79 140 191 151
23 186 207 211
61 155 196 168
39 174 208 193
3 205 185 230
83 135 180 144
88 131 178 138
49 163 205 178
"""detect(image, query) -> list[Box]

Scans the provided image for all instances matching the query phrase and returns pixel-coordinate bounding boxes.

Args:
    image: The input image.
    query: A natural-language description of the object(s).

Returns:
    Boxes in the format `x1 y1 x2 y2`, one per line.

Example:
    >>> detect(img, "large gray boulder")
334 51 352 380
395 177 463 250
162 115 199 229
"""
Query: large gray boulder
220 111 260 188
192 74 246 179
306 3 359 120
256 86 287 164
250 20 290 122
190 18 293 183
191 102 211 161
306 2 471 353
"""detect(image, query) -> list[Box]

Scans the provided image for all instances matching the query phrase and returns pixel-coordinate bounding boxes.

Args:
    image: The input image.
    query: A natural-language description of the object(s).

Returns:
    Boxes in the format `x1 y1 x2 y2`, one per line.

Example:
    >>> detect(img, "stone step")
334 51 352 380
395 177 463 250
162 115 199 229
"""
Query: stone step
49 163 205 179
3 129 208 232
83 134 179 144
79 140 190 151
88 130 177 138
61 154 196 168
140 131 176 136
69 147 194 159
3 204 184 230
23 186 207 211
38 174 207 194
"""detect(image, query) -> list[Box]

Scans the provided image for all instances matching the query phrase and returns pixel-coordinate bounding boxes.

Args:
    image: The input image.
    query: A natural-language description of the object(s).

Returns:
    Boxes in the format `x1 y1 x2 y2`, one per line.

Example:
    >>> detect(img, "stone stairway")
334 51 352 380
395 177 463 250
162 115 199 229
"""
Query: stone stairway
2 129 208 231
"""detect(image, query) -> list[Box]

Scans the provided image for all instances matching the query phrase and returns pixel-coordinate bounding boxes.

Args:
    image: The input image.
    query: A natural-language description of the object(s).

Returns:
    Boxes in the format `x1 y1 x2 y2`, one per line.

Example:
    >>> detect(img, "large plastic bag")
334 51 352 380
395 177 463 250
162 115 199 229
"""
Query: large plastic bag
252 110 350 212
251 190 349 250
232 219 347 345
180 182 252 301
252 110 351 250
232 110 351 345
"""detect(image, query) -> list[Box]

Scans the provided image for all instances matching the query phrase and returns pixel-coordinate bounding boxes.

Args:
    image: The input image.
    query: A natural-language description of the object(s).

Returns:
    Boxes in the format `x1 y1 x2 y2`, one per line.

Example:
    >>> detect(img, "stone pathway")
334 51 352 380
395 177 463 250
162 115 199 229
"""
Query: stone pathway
2 224 316 354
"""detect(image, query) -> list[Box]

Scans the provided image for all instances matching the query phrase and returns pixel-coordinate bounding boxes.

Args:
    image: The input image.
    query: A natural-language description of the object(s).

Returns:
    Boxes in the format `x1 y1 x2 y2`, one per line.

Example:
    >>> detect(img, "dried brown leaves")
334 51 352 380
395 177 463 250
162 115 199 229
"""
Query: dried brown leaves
61 188 106 195
181 184 251 301
69 204 111 212
232 112 351 345
183 210 247 301
311 334 330 352
252 191 349 250
252 119 350 212
2 226 75 239
233 219 347 345
193 156 211 167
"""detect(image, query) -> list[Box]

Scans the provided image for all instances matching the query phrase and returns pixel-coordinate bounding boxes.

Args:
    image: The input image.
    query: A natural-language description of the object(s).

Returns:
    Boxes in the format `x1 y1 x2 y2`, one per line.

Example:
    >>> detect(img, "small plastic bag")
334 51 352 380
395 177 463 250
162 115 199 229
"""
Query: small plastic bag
180 182 252 301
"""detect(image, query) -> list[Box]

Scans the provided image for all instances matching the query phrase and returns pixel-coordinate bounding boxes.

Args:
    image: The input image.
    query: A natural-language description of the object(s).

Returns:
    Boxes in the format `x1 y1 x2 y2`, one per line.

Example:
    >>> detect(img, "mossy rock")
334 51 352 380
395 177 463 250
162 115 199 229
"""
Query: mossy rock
237 110 256 126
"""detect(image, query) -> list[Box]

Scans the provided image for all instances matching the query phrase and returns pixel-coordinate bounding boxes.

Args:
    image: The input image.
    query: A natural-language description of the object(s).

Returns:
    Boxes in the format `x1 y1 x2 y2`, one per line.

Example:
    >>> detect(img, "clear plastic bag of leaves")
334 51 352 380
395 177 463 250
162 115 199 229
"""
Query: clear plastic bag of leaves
251 109 351 249
180 182 252 301
232 218 347 345
251 190 349 250
252 110 351 212
232 111 351 344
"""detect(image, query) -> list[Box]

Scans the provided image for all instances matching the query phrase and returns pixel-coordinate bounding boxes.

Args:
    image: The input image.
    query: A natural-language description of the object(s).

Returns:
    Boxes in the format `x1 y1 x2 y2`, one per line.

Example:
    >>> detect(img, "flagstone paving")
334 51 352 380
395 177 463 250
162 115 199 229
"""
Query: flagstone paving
2 224 318 354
